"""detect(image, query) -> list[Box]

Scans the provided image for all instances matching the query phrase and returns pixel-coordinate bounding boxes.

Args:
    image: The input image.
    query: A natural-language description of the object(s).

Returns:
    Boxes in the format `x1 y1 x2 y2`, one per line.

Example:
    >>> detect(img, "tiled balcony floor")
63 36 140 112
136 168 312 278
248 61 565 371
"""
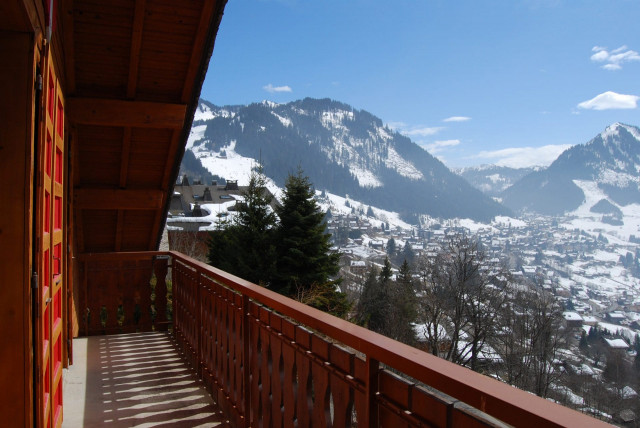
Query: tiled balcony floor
62 331 229 427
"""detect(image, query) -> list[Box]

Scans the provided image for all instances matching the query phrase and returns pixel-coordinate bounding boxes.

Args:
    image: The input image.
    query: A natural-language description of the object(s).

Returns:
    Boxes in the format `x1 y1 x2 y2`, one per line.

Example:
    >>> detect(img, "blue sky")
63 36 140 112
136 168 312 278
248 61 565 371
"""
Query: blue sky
201 0 640 168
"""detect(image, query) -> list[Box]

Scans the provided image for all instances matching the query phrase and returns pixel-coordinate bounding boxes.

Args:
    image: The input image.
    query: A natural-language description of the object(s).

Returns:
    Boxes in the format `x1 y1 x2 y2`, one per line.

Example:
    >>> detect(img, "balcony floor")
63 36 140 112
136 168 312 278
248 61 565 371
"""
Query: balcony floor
62 331 229 427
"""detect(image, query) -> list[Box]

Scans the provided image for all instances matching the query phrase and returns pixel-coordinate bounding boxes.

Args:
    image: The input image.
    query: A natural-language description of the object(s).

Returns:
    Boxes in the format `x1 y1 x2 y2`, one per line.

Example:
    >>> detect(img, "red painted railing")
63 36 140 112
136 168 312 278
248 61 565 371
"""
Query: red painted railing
169 251 609 428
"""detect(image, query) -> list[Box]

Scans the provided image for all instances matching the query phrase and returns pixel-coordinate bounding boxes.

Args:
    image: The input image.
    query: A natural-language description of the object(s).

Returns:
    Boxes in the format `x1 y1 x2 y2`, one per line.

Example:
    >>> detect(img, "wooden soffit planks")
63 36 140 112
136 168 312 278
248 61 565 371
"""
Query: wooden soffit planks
67 98 186 128
74 189 164 210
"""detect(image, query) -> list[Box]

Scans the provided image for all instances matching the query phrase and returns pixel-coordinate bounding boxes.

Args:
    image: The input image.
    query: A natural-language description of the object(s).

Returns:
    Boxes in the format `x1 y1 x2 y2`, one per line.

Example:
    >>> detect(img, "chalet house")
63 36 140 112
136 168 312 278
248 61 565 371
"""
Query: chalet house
350 260 366 275
0 1 608 427
370 239 384 250
562 311 584 329
606 311 627 325
603 337 629 355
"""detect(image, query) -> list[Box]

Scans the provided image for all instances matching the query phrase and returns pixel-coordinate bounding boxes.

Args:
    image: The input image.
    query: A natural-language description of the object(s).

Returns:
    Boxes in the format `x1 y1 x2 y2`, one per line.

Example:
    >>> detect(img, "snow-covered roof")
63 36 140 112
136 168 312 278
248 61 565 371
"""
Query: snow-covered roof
604 338 628 349
607 312 626 319
578 364 595 376
622 386 638 399
563 312 583 322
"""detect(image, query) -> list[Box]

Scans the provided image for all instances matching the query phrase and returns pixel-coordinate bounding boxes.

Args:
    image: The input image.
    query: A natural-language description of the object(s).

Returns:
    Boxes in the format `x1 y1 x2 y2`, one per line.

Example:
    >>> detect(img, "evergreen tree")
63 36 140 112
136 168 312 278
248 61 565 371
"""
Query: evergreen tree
402 241 415 265
274 168 344 314
386 237 396 257
379 257 393 283
207 168 277 286
356 262 390 334
579 331 588 349
388 260 418 344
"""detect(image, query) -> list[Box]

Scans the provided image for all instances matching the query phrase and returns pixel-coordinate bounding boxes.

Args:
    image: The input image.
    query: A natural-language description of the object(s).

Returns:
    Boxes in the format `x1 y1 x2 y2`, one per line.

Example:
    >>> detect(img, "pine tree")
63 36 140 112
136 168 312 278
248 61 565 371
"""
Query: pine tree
386 238 396 257
379 257 393 283
207 168 277 286
579 331 588 349
356 264 389 333
389 260 418 344
402 241 415 265
274 168 344 314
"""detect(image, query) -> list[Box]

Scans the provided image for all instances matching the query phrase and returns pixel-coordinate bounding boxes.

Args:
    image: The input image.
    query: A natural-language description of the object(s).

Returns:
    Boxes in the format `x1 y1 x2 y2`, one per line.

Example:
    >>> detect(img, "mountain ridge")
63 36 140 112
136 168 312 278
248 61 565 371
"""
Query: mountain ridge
456 165 538 197
184 97 510 222
502 123 640 215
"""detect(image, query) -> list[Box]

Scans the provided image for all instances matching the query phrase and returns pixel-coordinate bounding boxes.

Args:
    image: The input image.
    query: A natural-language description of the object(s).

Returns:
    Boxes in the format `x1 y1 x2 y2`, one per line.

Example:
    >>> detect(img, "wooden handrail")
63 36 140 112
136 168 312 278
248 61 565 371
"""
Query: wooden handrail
170 252 606 427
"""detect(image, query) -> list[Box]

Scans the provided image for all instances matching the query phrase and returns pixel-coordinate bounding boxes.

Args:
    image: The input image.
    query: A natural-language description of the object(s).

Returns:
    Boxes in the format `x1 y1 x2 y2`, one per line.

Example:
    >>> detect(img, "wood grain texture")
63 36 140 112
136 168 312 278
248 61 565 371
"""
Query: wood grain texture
74 188 164 210
67 98 186 128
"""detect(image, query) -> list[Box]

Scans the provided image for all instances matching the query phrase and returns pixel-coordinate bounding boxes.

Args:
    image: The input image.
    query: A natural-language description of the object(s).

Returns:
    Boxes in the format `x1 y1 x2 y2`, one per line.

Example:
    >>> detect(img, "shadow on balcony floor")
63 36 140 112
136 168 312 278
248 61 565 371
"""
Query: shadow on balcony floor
63 331 229 427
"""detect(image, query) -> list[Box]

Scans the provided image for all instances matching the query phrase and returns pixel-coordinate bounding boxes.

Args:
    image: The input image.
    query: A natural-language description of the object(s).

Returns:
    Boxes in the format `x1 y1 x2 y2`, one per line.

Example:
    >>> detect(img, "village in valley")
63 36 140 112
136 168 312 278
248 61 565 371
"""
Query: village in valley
166 175 640 422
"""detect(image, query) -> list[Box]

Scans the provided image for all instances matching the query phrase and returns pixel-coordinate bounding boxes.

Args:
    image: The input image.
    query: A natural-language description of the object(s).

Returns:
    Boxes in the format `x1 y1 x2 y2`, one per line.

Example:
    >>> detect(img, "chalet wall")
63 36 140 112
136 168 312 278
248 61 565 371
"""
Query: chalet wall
0 30 37 428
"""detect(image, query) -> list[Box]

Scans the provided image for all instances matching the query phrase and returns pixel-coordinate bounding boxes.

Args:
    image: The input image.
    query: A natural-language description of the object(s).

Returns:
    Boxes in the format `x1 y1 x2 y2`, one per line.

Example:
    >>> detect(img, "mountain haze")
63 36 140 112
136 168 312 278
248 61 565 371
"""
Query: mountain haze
186 98 510 222
456 165 537 197
502 123 640 215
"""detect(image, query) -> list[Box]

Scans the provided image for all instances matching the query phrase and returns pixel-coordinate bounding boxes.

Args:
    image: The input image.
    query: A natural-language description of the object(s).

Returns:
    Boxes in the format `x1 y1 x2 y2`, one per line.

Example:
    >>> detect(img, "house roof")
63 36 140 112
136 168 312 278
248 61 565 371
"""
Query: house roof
60 0 227 253
562 312 583 322
604 338 628 349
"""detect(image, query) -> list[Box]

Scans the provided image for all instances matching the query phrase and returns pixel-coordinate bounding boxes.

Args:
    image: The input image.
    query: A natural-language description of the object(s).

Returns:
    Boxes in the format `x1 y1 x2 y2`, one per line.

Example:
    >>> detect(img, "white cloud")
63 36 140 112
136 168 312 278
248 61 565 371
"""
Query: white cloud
590 50 609 62
386 121 407 131
423 139 461 154
443 116 471 122
263 83 292 93
577 91 639 110
602 63 622 71
387 122 444 137
473 144 572 168
403 126 444 137
590 45 640 70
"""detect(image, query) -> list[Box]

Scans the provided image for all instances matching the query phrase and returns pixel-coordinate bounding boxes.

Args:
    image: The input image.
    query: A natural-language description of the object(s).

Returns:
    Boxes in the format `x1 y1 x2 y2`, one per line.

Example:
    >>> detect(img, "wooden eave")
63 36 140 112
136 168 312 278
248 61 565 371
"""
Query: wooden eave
55 0 226 253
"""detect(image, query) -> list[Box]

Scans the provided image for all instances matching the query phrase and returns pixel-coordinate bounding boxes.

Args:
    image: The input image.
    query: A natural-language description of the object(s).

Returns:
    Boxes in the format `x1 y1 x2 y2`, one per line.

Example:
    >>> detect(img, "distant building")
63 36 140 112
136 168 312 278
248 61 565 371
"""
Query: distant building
606 311 626 325
562 312 583 329
350 260 366 275
603 337 629 353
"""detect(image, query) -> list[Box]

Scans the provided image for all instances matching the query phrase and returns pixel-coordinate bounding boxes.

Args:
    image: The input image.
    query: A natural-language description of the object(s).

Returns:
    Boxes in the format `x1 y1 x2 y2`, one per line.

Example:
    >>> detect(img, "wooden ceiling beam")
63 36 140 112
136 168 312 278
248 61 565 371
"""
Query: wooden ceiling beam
180 0 216 103
74 189 164 210
115 127 132 252
67 98 186 128
148 129 180 250
127 0 146 99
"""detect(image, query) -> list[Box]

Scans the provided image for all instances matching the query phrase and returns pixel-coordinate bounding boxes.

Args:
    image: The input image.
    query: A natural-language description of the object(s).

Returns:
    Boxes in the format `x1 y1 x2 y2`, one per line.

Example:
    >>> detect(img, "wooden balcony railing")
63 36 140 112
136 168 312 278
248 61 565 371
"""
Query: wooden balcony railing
168 251 608 428
77 252 170 335
78 251 608 427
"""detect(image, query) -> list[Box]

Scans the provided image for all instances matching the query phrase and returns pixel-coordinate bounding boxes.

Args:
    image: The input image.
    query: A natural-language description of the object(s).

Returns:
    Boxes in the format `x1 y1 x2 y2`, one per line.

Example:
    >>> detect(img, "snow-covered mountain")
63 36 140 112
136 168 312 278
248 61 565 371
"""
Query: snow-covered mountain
502 123 640 215
184 98 509 222
456 165 537 197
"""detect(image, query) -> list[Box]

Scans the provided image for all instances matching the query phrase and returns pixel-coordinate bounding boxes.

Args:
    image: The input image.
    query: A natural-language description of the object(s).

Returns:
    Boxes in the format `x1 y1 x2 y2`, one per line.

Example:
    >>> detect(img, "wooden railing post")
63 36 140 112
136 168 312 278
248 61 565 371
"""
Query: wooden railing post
153 255 169 330
242 294 251 428
171 255 176 331
81 261 88 336
365 356 379 427
196 268 202 377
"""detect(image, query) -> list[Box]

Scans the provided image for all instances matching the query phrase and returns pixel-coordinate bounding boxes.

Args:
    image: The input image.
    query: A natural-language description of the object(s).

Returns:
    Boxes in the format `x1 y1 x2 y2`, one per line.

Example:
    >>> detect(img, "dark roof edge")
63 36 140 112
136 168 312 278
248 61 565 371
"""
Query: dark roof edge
154 0 228 249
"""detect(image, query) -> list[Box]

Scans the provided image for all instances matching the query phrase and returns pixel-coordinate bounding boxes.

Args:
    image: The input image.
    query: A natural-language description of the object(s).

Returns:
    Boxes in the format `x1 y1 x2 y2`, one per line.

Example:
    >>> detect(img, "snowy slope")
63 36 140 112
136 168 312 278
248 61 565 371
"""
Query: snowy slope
503 123 640 215
184 97 509 222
